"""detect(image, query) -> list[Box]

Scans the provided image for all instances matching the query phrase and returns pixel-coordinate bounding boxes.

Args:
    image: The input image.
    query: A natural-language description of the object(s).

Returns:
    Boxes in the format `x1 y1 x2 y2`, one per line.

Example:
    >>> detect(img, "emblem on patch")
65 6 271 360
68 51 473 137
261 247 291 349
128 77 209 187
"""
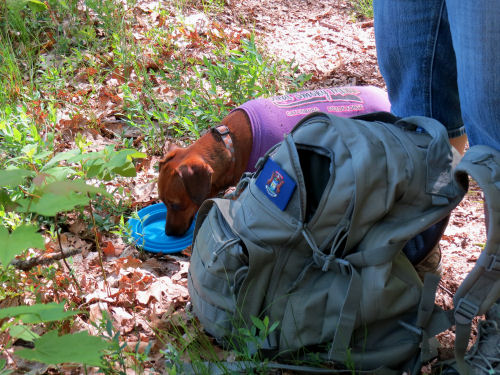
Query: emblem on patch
265 171 284 197
256 158 296 211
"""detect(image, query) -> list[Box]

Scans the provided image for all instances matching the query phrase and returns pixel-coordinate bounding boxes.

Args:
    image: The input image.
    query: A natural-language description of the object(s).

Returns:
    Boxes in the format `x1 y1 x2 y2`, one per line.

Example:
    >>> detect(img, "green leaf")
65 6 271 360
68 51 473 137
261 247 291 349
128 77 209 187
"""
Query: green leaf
43 180 104 196
56 0 69 10
250 316 265 332
15 330 110 366
0 358 12 375
121 149 146 160
84 161 106 179
269 320 279 333
0 189 18 211
107 149 145 177
12 128 22 143
42 149 81 170
0 169 35 187
0 302 79 323
28 192 90 216
107 150 131 170
7 0 47 12
33 150 52 162
111 162 136 177
9 325 40 341
27 0 48 12
40 167 76 181
0 225 44 266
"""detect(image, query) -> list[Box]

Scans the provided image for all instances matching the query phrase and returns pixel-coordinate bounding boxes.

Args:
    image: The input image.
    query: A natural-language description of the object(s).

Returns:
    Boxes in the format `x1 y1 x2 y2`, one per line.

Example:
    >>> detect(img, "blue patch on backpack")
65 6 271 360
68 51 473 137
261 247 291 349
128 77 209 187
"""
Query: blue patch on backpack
255 158 296 211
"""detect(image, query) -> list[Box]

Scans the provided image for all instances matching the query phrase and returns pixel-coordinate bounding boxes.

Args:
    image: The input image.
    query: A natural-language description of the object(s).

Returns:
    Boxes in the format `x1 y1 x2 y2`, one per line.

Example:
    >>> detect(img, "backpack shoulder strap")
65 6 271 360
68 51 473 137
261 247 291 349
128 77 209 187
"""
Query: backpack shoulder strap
452 145 500 374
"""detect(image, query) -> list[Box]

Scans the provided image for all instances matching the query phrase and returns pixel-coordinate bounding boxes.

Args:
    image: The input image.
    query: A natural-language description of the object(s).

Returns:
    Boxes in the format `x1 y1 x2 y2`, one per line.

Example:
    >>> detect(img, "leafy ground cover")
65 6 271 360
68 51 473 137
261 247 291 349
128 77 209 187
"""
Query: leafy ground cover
0 0 486 374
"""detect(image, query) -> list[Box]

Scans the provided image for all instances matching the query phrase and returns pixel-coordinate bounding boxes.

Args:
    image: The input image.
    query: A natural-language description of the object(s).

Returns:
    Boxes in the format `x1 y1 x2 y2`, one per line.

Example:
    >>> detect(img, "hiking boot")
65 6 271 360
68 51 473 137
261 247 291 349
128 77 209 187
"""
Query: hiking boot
465 319 500 374
438 316 500 375
414 243 442 280
486 302 500 325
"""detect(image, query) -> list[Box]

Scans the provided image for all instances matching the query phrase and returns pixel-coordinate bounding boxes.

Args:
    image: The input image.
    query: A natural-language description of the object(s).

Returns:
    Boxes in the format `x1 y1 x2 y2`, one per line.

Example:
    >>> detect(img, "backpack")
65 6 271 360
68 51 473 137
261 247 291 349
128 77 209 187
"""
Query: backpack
187 112 500 374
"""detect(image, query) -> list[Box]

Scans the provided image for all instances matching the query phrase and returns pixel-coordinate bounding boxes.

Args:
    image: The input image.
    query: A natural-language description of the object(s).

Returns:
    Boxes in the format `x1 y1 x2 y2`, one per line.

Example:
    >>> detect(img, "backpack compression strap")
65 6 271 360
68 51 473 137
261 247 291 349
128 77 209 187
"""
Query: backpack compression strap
452 145 500 375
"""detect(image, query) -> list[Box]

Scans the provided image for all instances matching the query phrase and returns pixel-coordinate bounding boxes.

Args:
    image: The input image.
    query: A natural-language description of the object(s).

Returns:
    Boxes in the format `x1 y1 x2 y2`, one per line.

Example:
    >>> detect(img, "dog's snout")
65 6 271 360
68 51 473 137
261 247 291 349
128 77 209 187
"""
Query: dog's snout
165 220 190 237
165 228 178 237
165 223 179 237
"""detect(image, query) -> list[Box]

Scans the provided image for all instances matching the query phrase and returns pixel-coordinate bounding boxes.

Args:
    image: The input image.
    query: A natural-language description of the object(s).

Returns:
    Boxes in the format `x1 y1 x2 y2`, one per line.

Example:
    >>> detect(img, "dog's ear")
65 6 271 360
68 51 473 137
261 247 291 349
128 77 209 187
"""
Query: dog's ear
178 160 213 206
159 145 180 169
164 141 179 154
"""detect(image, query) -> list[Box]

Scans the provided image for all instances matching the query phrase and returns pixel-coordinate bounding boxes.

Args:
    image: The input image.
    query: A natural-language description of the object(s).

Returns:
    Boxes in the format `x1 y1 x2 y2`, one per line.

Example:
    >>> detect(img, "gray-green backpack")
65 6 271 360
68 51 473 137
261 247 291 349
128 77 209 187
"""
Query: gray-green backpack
187 112 500 374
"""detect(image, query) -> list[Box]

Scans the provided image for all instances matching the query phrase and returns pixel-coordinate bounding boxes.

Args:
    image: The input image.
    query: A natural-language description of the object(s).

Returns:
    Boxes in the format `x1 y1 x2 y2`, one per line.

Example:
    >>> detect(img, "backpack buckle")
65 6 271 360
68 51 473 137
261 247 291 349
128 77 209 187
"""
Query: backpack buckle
486 254 500 273
454 298 479 325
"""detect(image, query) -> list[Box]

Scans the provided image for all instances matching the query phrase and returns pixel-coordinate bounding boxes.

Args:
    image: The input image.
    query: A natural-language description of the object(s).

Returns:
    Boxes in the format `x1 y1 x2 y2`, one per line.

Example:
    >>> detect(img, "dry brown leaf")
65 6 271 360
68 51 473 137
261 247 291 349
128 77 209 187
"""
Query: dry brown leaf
102 241 117 257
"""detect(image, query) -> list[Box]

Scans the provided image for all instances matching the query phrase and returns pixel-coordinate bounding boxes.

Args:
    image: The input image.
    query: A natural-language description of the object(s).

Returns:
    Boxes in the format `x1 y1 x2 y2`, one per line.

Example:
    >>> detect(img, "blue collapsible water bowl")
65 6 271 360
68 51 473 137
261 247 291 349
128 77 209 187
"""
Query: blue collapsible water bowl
128 203 195 253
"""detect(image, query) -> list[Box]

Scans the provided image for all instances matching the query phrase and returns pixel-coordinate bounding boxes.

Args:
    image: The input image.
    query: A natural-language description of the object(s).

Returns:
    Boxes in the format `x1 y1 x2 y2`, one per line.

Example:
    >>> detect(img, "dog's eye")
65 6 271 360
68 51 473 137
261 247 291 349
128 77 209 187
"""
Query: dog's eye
167 202 182 211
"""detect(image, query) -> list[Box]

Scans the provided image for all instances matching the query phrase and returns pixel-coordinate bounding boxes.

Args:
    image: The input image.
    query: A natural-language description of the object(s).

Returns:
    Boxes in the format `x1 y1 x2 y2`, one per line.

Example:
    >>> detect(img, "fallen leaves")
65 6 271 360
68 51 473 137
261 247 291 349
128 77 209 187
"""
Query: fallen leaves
72 249 191 363
233 0 381 86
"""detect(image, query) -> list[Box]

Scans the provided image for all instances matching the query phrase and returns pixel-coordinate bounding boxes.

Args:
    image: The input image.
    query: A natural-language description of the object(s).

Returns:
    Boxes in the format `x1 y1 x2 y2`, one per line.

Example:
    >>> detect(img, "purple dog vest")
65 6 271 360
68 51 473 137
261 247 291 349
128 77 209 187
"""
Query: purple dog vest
235 86 391 171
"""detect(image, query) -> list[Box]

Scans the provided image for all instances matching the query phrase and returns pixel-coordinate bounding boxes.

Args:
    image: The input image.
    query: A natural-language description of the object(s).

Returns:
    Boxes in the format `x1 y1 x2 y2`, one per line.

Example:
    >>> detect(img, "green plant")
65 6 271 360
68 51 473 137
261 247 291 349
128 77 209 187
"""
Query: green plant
157 312 281 375
351 0 373 19
155 35 310 138
230 315 279 372
172 0 225 13
0 105 45 167
91 310 130 374
0 145 145 252
0 143 145 372
200 0 225 14
0 39 24 106
0 302 110 367
0 0 51 104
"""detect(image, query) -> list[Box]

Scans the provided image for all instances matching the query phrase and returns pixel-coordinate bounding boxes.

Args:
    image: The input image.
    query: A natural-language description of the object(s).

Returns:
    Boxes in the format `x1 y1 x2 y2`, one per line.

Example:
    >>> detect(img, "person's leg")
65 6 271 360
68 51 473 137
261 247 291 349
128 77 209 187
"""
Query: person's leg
450 133 467 155
373 0 466 144
443 5 500 374
446 0 500 151
374 0 467 270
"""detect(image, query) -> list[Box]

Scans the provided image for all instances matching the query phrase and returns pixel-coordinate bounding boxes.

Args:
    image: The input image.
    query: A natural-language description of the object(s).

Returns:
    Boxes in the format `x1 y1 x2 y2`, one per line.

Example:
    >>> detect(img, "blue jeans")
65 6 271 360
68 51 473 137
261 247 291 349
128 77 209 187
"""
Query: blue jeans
373 0 500 150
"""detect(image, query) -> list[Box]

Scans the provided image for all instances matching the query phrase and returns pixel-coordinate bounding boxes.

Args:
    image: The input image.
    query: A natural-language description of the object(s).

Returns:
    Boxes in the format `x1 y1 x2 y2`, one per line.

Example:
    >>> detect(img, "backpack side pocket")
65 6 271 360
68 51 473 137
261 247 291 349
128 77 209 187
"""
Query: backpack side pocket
188 203 249 340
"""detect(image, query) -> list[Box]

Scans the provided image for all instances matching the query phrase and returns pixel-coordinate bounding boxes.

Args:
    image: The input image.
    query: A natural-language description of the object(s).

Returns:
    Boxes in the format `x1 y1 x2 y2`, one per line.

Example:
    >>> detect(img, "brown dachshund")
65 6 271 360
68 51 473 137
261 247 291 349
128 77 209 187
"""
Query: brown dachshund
158 86 391 236
158 110 252 236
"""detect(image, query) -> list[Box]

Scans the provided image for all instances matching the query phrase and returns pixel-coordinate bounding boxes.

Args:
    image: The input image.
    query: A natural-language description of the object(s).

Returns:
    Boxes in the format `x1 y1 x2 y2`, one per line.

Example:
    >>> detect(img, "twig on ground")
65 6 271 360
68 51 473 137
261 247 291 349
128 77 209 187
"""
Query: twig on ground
439 281 455 297
11 248 81 271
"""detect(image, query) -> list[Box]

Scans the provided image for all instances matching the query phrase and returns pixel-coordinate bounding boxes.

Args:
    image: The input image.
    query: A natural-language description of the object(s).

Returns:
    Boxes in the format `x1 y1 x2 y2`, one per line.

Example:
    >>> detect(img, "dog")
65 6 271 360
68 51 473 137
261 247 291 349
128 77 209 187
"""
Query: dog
158 110 252 236
158 86 391 236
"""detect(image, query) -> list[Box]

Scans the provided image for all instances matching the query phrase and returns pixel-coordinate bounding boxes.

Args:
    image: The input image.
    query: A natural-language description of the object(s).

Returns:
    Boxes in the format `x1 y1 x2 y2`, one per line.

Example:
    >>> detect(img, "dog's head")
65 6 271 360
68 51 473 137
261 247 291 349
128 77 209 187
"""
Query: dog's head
158 144 213 236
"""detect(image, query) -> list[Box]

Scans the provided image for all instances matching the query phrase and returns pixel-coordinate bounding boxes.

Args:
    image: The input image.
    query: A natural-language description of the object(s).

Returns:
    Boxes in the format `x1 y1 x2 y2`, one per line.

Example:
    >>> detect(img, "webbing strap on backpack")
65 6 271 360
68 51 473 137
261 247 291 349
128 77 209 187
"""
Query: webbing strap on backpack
281 132 362 361
452 145 500 375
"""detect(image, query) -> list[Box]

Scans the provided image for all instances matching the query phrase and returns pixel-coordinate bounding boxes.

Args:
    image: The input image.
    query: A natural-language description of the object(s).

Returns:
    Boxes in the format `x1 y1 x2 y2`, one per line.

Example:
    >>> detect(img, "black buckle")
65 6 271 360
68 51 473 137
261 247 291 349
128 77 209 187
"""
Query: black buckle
454 298 479 325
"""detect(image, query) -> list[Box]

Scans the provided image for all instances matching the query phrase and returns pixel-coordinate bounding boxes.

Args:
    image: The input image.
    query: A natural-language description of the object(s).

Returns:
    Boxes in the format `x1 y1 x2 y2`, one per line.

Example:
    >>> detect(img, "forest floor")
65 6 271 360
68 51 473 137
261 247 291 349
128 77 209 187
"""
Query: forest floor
5 0 488 373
